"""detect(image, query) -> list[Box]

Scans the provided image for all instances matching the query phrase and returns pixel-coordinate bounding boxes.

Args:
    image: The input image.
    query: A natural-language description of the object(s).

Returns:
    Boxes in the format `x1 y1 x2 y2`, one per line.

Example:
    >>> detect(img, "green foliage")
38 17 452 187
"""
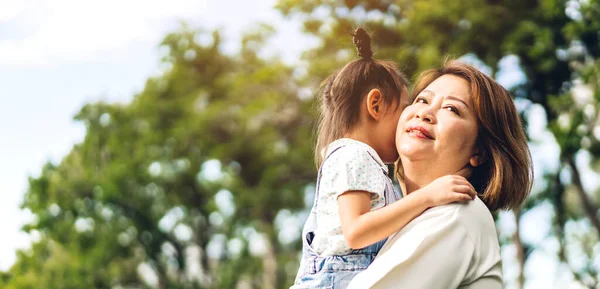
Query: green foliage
1 24 314 289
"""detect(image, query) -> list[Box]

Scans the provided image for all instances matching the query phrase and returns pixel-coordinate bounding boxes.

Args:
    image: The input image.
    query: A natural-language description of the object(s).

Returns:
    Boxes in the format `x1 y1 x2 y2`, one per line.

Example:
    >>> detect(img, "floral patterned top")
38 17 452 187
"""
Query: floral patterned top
311 138 391 255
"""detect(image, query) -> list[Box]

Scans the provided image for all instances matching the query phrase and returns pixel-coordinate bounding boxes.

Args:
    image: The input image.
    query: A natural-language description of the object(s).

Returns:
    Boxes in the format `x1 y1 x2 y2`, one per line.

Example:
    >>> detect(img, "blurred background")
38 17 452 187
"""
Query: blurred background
1 0 600 288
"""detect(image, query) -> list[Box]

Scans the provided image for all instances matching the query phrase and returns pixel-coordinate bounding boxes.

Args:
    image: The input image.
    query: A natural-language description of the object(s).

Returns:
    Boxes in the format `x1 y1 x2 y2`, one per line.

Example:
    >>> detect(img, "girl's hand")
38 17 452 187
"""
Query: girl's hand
416 175 477 207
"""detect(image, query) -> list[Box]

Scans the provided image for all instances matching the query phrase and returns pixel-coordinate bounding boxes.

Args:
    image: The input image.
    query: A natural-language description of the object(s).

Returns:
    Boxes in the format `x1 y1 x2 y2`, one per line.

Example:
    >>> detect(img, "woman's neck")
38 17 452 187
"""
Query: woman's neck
401 159 438 195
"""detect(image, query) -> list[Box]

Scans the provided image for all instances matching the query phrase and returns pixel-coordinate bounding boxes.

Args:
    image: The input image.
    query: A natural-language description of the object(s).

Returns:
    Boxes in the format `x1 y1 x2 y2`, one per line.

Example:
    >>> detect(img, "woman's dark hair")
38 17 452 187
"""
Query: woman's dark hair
397 60 533 211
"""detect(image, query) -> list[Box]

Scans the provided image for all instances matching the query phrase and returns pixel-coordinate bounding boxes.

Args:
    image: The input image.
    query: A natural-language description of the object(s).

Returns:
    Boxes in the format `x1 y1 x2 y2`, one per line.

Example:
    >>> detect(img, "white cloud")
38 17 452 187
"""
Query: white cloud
0 0 27 22
0 0 207 66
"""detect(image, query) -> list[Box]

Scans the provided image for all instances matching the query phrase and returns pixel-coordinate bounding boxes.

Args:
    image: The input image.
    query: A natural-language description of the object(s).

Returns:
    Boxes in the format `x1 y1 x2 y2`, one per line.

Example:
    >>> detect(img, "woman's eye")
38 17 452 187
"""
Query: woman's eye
414 97 428 104
443 106 459 114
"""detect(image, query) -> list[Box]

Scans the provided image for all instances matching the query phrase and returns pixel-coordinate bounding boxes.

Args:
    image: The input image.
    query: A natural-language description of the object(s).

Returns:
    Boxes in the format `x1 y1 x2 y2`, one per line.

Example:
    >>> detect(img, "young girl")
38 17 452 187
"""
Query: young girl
291 28 477 289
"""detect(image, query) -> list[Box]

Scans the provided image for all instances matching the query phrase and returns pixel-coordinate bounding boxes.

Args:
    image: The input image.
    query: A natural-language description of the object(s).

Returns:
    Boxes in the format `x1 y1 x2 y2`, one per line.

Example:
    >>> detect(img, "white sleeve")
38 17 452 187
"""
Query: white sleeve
347 205 478 289
459 276 503 289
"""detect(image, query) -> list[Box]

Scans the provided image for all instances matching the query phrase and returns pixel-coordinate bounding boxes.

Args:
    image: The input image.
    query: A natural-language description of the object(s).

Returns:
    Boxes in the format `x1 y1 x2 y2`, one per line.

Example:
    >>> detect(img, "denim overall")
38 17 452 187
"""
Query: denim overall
291 146 401 289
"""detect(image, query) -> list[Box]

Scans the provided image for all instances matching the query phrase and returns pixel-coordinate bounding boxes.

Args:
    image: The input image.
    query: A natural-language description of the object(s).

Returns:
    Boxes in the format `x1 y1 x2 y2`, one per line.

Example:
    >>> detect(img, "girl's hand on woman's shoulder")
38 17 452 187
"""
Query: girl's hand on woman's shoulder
416 175 476 207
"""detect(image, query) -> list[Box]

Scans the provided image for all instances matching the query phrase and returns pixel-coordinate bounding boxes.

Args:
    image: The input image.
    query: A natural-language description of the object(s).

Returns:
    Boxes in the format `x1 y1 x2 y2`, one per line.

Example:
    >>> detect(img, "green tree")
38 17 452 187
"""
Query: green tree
1 24 314 289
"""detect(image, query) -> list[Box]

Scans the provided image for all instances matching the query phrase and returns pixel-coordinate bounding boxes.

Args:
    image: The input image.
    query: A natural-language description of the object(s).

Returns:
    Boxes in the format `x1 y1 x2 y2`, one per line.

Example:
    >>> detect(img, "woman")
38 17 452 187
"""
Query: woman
347 60 533 288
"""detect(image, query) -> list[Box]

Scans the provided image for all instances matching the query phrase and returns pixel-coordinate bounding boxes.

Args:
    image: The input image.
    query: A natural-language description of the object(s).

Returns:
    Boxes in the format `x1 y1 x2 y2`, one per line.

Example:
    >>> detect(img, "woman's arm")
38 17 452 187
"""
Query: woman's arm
338 175 476 249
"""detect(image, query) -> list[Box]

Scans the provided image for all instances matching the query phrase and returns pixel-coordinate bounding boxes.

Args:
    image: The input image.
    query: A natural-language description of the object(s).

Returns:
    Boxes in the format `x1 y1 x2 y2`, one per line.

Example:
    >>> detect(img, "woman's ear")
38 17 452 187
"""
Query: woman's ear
366 88 383 120
469 147 487 167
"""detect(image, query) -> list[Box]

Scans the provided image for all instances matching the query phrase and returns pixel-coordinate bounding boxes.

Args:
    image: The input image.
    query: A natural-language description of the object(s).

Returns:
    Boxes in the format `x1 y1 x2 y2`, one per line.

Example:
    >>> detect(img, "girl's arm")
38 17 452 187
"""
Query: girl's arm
338 175 475 249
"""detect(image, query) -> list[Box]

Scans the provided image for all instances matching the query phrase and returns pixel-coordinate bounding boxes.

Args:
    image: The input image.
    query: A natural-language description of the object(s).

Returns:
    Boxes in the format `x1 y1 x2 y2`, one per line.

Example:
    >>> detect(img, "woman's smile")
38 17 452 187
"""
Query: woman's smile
405 125 434 140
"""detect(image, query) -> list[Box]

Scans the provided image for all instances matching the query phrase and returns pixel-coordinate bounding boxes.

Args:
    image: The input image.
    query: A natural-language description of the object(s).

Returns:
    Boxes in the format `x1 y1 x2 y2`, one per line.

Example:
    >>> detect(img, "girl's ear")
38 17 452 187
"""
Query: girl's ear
366 88 383 120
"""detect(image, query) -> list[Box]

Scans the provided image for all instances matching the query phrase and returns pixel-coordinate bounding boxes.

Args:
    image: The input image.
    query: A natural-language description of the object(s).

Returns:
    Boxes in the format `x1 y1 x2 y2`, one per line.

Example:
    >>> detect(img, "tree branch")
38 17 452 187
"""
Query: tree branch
513 208 525 289
566 157 600 236
552 170 595 288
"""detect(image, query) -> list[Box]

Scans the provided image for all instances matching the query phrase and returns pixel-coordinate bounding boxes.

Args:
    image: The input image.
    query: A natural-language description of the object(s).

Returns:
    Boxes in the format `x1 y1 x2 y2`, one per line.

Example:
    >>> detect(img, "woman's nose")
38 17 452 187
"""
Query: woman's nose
416 107 436 123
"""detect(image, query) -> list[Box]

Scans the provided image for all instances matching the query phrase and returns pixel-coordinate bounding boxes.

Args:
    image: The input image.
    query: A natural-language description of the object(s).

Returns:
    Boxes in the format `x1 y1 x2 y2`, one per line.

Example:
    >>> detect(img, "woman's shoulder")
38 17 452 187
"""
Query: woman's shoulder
428 197 495 226
427 198 502 284
362 198 501 289
425 197 498 245
384 197 496 243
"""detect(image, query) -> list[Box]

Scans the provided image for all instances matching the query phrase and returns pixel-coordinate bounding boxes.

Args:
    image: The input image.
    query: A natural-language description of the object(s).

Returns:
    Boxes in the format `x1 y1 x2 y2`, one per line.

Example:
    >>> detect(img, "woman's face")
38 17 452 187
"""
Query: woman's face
396 74 479 174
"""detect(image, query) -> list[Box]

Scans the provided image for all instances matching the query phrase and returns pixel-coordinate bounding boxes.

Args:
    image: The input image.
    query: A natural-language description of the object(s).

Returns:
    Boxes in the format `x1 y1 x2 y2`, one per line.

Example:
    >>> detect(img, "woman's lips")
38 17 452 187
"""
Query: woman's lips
406 125 434 140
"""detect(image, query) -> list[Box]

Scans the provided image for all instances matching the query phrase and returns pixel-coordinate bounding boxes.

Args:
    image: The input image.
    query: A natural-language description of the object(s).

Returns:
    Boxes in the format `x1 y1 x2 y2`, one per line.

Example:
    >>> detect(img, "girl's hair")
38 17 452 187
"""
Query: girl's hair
397 59 533 211
314 27 409 166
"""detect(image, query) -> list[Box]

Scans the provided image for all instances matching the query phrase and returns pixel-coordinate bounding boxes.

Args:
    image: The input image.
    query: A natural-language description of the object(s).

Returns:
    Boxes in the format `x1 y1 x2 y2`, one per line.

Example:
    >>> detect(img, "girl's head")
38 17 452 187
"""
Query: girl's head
315 28 409 166
395 60 533 211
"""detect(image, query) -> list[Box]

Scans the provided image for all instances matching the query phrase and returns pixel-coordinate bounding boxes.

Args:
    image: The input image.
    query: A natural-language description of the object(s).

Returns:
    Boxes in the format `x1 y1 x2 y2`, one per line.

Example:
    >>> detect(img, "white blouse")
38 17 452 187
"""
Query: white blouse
347 197 503 289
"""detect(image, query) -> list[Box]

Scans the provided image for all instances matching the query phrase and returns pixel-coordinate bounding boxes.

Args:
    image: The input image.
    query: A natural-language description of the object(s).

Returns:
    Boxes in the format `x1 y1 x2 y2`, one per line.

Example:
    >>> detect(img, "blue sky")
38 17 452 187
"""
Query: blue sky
0 1 596 288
